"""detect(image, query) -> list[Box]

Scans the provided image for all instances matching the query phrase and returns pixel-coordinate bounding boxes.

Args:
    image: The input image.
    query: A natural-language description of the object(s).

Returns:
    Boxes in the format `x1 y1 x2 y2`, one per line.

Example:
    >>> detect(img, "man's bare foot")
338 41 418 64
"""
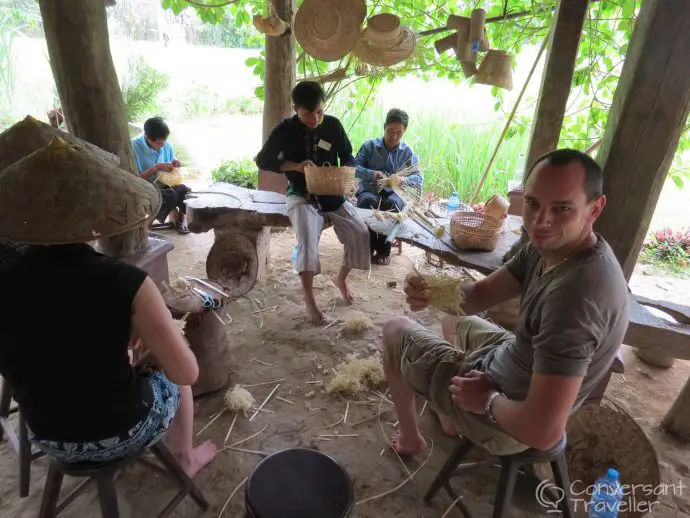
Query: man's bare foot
305 298 326 324
178 440 218 479
437 412 460 437
390 430 427 455
331 274 354 303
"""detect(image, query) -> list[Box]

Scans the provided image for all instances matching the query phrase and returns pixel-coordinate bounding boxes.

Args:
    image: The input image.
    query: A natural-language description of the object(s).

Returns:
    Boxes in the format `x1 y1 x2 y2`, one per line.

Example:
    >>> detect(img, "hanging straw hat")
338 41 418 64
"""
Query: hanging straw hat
0 115 119 171
0 137 161 245
293 0 362 62
475 49 514 90
352 13 417 67
353 0 367 24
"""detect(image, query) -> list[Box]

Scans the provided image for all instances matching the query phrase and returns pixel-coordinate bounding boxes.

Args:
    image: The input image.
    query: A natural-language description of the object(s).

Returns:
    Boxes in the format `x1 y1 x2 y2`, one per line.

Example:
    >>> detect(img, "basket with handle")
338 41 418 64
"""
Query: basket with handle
156 168 182 187
304 162 356 196
450 210 504 251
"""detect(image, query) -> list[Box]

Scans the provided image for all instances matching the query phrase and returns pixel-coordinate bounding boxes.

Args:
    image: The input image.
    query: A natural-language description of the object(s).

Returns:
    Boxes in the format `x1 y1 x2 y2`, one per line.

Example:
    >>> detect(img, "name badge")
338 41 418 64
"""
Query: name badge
317 139 332 151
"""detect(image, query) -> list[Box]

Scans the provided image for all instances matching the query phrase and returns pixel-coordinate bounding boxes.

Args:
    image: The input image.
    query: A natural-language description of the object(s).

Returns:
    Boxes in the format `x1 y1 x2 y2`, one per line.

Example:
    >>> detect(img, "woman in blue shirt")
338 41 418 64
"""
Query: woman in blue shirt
354 108 423 264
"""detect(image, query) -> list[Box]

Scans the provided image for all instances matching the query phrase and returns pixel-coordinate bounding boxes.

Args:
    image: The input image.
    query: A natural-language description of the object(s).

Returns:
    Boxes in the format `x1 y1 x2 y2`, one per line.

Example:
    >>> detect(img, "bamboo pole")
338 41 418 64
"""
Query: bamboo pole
470 33 551 204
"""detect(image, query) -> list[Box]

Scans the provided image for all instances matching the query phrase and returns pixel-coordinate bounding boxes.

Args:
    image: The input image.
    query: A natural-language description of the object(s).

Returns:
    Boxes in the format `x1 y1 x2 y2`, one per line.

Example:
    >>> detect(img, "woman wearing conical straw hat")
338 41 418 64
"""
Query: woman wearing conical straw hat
0 138 217 479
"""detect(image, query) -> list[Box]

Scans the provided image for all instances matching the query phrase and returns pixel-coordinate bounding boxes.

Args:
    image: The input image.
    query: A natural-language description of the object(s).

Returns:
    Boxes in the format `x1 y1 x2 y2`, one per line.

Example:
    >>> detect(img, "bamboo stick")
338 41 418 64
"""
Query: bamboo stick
471 33 550 203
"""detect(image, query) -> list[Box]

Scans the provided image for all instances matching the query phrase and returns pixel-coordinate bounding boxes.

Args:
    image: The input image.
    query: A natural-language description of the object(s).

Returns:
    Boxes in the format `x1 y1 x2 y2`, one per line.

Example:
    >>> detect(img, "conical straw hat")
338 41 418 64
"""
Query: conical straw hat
352 13 417 67
0 137 161 245
0 115 119 171
294 0 362 62
475 50 514 90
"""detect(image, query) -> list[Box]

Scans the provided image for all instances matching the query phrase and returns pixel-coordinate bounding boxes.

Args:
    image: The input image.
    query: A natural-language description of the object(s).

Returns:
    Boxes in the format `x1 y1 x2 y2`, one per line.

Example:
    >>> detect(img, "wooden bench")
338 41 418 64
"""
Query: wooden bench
185 184 407 297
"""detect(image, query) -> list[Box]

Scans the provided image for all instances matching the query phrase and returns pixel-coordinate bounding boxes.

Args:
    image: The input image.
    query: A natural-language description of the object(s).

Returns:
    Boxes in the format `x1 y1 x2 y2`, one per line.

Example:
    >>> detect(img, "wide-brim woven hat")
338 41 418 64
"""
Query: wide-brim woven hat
352 13 417 67
0 115 119 171
294 0 362 62
0 137 161 245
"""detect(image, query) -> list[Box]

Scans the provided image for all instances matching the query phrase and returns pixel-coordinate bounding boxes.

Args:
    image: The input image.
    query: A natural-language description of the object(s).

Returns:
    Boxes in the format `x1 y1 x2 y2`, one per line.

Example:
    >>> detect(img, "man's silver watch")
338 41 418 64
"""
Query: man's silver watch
485 390 505 424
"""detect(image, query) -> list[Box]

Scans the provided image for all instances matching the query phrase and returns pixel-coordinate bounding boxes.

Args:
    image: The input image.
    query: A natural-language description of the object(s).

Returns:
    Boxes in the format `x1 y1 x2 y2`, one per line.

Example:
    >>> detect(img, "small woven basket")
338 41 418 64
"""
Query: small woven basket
157 168 182 187
304 162 356 196
450 211 503 251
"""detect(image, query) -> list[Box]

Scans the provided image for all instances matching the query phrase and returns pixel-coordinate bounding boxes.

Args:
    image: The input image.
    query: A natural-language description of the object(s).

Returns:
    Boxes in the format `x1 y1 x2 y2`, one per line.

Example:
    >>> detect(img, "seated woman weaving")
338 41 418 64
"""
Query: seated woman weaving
0 138 217 477
354 108 423 264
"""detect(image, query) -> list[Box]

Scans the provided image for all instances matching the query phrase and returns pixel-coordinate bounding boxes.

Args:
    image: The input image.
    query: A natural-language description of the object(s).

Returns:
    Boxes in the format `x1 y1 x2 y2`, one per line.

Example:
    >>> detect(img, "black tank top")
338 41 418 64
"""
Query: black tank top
0 243 153 442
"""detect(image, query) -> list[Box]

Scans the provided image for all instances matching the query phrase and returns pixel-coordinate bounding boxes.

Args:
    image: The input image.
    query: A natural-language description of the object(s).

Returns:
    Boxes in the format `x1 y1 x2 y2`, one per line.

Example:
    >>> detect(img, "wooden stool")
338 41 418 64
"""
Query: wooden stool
245 448 354 518
38 441 208 518
164 279 230 397
424 435 573 518
0 377 45 497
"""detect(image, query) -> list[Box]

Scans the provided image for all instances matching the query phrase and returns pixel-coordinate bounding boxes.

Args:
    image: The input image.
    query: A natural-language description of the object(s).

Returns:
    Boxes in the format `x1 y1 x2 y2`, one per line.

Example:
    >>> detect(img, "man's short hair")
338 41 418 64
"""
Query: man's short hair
385 108 409 129
144 117 170 141
292 81 325 111
527 149 603 202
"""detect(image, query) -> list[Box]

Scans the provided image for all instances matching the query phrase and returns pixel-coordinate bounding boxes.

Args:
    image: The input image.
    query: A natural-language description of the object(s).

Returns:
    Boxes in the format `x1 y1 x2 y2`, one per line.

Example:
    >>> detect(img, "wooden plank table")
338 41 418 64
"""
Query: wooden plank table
185 183 524 283
359 209 525 275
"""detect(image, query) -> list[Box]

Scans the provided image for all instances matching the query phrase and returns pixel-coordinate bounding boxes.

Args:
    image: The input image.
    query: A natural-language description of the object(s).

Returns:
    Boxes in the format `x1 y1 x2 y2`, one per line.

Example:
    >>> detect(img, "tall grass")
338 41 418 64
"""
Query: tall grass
334 101 529 202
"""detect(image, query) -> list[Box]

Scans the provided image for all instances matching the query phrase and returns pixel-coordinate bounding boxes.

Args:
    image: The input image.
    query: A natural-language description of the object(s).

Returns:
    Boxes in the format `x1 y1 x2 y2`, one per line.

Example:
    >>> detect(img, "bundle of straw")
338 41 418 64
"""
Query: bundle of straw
377 174 404 192
413 266 465 313
376 164 423 201
169 277 192 296
326 353 385 396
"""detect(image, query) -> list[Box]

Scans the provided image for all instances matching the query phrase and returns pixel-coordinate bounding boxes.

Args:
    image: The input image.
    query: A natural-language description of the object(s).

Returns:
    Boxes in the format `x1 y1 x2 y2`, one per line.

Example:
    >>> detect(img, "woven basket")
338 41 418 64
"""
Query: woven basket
484 194 509 219
450 211 503 251
535 398 660 518
304 162 356 196
157 168 182 187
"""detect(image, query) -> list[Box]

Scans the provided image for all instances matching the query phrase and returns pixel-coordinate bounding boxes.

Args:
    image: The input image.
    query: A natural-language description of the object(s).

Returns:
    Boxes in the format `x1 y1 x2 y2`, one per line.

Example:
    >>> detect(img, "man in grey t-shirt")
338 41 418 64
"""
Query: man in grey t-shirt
382 149 629 456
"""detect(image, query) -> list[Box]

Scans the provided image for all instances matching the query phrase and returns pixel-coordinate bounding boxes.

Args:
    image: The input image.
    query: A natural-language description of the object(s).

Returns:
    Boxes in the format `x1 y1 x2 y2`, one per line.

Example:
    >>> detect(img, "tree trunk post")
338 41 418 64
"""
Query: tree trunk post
258 0 296 194
594 0 690 281
524 0 590 177
38 0 147 257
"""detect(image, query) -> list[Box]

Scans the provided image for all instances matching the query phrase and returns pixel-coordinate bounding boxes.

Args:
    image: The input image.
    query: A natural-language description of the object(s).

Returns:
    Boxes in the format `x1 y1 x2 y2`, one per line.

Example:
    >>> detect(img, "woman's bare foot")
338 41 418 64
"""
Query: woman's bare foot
305 297 326 324
331 274 354 303
390 430 427 455
437 412 460 437
178 440 218 479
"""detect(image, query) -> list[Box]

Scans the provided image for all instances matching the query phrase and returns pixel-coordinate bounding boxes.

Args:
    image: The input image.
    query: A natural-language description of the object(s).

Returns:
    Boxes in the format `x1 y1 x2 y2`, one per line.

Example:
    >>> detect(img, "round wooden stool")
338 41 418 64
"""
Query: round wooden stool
244 448 354 518
163 278 230 397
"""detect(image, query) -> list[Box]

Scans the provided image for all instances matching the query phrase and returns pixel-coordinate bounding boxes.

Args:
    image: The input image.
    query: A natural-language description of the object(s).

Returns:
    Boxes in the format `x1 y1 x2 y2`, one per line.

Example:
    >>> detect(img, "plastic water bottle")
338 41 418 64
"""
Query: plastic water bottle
291 244 299 274
588 468 624 518
448 192 460 213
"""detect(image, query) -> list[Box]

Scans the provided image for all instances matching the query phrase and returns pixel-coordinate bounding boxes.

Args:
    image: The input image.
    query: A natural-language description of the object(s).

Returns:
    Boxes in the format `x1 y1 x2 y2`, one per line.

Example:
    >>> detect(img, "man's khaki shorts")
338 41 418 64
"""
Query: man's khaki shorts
393 315 529 456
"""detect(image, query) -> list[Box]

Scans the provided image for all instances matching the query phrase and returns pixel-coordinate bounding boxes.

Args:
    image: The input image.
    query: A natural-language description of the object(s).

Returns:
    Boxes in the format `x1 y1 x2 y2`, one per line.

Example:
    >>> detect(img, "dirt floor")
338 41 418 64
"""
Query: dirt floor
1 227 689 518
